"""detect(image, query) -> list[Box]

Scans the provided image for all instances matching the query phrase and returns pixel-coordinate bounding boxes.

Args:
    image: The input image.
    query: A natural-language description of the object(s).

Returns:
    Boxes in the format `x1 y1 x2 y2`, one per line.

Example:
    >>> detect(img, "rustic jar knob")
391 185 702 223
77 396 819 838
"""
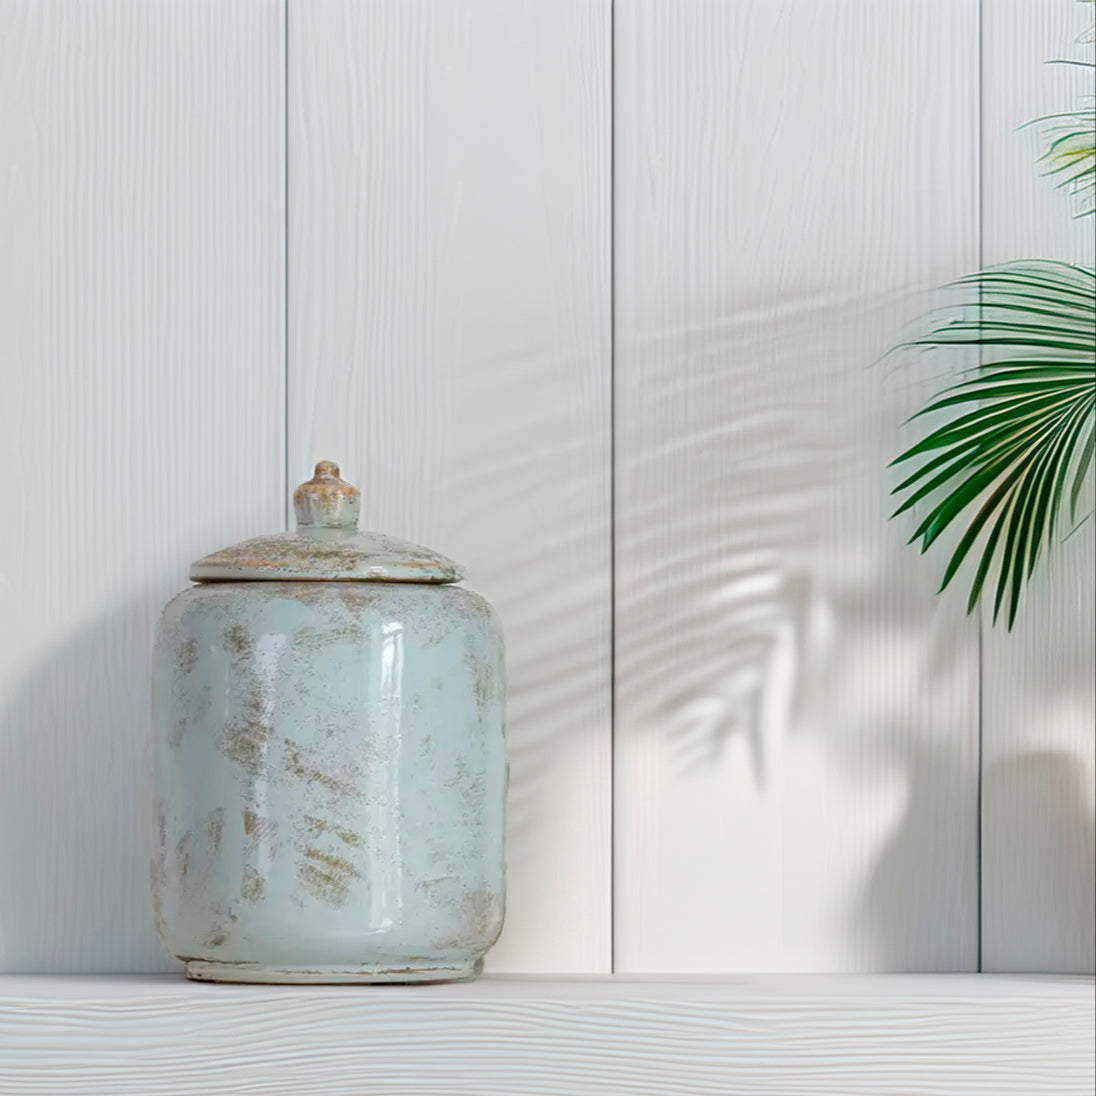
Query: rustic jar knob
293 460 361 529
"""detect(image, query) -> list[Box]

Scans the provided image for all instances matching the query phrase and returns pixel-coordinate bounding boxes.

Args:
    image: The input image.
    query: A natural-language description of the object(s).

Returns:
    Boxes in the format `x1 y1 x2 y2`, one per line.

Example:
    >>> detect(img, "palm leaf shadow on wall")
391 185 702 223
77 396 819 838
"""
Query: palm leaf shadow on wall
618 278 981 968
617 297 839 787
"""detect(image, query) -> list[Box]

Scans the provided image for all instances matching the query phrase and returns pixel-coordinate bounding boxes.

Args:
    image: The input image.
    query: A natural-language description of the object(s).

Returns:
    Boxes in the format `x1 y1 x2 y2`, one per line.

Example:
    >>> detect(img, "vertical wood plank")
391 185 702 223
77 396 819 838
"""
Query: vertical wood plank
614 0 981 971
0 1 285 971
288 0 612 972
980 0 1095 973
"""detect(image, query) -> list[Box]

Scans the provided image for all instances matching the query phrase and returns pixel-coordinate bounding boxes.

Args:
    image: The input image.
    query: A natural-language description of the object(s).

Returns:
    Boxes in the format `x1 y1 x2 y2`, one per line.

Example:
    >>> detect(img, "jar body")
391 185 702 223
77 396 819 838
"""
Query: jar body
151 581 505 983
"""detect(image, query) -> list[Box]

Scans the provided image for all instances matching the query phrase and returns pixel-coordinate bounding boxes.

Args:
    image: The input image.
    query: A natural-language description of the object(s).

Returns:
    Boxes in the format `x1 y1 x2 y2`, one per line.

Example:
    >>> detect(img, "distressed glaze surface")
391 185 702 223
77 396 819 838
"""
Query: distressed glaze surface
189 528 462 584
190 463 462 583
151 581 505 980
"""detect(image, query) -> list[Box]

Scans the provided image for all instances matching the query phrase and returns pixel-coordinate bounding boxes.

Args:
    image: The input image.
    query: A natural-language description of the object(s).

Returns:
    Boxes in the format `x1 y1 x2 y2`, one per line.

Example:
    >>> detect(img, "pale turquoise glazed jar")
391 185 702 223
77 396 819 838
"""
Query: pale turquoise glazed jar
151 462 505 983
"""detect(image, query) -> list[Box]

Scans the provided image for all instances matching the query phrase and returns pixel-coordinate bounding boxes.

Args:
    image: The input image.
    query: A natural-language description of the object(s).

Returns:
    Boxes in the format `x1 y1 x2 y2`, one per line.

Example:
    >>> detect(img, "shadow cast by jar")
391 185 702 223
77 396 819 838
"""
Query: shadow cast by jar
0 595 177 973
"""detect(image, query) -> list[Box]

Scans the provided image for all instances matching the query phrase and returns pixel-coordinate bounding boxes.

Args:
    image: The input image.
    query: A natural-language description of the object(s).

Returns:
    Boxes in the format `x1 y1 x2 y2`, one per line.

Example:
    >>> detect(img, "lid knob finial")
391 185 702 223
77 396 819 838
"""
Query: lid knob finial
293 460 360 529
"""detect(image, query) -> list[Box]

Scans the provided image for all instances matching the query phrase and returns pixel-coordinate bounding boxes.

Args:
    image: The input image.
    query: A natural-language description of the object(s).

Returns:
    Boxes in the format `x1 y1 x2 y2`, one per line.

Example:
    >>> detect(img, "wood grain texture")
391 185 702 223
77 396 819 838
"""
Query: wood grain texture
0 2 284 971
0 974 1091 1095
287 1 612 972
980 0 1096 973
613 0 981 971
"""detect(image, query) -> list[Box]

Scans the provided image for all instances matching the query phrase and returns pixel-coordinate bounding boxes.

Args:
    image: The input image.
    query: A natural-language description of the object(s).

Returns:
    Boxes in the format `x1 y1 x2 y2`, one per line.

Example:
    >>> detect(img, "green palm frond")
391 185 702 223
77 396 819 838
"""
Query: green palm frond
1030 99 1096 216
891 261 1096 629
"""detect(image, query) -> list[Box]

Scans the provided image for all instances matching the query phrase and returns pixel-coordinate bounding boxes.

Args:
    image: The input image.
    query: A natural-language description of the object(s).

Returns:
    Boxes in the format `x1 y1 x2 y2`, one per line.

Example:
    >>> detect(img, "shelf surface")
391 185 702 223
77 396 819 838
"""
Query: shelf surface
1 973 1093 1095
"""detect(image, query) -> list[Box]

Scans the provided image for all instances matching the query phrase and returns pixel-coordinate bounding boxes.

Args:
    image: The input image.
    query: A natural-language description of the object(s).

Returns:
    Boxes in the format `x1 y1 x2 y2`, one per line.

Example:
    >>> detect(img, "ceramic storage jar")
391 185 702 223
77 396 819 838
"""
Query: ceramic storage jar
150 462 506 983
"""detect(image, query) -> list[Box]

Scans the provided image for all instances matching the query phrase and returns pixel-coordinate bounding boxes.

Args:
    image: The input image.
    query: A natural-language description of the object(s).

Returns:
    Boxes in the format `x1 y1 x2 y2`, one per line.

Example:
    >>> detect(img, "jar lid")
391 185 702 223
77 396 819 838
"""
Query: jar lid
190 461 462 583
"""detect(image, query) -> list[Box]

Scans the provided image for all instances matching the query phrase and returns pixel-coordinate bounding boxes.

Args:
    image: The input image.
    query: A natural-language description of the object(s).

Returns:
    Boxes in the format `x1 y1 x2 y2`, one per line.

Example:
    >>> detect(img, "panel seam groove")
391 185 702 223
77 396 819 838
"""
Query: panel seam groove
609 0 617 976
976 0 985 976
283 0 291 531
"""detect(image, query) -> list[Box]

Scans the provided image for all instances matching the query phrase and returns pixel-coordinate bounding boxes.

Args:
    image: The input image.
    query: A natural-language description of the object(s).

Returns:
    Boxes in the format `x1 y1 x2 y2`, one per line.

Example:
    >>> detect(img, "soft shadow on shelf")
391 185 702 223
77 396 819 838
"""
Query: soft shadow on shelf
983 751 1096 973
853 732 978 970
0 595 177 973
810 511 981 972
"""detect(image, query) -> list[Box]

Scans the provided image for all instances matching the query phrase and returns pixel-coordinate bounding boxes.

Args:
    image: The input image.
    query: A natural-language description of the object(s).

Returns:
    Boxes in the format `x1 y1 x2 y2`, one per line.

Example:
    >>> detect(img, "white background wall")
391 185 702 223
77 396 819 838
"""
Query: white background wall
0 0 1092 975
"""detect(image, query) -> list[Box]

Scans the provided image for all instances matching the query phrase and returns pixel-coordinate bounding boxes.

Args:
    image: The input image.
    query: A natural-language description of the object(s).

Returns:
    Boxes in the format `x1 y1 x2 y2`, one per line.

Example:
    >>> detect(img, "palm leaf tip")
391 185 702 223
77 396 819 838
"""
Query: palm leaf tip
1077 2 1095 46
890 262 1096 628
1033 102 1096 217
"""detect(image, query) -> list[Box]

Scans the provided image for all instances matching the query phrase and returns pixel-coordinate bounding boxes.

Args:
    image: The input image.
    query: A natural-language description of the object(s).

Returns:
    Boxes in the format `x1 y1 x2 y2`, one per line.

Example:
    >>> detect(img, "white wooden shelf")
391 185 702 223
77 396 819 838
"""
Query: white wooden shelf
1 974 1091 1095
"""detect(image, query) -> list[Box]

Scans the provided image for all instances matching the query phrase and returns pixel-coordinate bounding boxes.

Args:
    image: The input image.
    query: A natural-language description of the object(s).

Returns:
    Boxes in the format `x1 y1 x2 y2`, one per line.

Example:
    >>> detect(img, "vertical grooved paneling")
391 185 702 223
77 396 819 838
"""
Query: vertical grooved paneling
0 2 285 971
288 0 612 972
614 0 981 971
980 0 1095 973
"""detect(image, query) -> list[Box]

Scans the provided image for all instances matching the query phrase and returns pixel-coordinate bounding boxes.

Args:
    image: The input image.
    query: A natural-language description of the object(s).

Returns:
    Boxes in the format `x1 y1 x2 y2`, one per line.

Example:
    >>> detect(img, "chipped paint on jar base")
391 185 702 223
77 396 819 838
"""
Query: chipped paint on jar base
184 958 482 985
151 463 506 984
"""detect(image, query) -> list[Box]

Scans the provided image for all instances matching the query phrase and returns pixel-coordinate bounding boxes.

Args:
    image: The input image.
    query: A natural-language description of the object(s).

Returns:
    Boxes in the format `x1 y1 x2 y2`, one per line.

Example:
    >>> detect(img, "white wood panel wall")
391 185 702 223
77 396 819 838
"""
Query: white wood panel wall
613 0 982 971
287 0 612 972
980 0 1095 973
0 1 284 971
1 0 1091 978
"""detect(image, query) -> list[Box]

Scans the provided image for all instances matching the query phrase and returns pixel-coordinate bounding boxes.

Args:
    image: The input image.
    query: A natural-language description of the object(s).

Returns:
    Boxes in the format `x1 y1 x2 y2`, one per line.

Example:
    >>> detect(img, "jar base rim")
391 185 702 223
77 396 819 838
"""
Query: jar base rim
183 957 483 985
